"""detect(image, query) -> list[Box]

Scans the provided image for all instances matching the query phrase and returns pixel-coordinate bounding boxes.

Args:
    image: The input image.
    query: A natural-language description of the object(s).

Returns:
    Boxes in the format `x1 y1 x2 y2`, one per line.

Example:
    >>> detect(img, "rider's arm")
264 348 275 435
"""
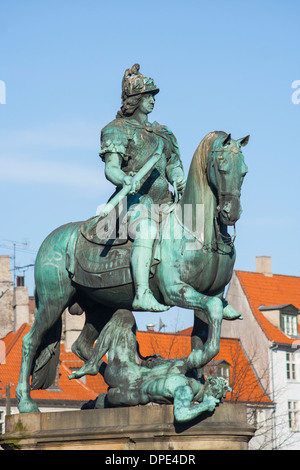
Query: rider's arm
104 152 128 187
104 152 138 193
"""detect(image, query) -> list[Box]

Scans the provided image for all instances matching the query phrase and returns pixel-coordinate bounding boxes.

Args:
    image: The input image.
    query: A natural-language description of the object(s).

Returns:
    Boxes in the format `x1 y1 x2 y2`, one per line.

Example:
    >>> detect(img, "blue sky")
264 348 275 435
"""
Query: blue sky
1 0 300 332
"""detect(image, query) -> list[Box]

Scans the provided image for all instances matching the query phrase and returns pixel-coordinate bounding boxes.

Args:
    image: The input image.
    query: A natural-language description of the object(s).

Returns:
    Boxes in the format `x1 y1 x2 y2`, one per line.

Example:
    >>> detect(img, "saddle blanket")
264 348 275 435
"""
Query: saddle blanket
67 230 159 289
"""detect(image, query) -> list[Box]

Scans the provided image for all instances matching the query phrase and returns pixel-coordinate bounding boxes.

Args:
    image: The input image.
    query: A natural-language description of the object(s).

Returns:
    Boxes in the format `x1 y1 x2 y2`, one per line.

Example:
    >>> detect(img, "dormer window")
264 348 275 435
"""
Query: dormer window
258 304 299 338
204 359 230 386
281 313 298 337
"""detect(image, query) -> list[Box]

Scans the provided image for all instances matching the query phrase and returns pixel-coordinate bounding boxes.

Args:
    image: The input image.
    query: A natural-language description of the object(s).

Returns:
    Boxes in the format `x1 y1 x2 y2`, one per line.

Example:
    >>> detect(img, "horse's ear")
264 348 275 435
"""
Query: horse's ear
237 135 250 147
222 133 231 146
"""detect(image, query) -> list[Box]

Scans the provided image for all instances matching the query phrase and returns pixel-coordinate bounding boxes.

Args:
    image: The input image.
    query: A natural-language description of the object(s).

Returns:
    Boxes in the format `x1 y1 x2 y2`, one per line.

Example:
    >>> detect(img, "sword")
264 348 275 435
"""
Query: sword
99 139 164 219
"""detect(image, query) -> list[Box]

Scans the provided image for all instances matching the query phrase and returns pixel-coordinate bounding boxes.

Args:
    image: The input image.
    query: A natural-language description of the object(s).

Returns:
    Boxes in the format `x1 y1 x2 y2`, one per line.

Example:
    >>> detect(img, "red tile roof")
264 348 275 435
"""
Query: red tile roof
212 338 271 404
0 324 100 404
236 271 300 345
60 345 107 396
136 330 191 359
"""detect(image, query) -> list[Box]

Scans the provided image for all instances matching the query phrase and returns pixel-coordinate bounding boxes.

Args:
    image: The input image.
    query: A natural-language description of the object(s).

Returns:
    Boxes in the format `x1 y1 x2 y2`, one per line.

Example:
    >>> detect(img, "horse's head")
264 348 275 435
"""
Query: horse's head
206 133 249 226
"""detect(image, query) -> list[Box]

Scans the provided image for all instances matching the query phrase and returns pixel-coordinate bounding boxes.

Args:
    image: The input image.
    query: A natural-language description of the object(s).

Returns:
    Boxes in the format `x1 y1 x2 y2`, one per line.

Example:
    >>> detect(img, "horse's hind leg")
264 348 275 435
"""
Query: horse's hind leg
16 267 76 413
16 287 75 413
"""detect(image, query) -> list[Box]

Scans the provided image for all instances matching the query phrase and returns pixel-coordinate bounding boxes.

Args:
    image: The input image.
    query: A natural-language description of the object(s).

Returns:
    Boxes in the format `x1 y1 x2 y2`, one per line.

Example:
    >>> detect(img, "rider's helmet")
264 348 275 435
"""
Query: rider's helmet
121 64 159 99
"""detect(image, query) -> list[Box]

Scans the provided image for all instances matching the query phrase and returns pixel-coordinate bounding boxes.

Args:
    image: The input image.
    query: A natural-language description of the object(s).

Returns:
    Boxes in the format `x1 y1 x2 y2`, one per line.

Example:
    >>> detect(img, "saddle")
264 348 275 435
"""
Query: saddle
80 205 129 246
66 199 177 290
66 221 160 289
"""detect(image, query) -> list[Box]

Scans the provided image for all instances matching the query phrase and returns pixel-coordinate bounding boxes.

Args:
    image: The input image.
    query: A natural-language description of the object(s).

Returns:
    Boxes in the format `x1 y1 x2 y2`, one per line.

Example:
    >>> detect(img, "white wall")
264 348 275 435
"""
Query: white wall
271 348 300 450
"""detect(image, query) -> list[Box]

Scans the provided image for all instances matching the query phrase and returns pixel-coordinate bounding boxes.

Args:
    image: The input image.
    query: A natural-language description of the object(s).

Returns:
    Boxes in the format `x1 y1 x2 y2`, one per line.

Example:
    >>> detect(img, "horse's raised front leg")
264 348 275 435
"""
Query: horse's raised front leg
187 300 223 371
162 281 223 369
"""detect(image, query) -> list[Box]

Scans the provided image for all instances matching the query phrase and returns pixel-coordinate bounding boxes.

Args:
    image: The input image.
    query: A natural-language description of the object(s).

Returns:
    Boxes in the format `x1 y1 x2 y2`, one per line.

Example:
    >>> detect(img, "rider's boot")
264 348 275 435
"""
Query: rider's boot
131 237 170 312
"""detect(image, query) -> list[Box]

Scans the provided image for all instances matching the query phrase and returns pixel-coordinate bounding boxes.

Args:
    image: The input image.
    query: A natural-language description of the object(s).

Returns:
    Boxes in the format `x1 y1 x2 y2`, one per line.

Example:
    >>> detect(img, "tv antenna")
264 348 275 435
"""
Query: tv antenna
2 239 28 286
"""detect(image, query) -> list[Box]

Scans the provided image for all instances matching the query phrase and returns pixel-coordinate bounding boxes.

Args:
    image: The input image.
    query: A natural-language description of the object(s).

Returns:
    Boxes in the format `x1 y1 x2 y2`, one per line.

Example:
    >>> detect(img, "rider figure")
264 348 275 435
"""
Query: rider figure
100 64 186 312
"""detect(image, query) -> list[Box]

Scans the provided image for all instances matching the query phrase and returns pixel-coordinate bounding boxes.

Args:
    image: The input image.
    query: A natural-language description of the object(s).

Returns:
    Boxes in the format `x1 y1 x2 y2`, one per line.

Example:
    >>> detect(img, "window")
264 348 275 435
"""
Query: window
204 360 230 386
288 401 299 431
252 408 266 428
218 364 230 384
286 353 297 381
281 313 298 337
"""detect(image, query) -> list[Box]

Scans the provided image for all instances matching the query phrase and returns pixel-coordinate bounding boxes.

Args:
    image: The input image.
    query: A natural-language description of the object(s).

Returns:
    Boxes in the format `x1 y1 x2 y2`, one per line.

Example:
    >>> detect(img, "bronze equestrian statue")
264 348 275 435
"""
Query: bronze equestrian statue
16 65 249 418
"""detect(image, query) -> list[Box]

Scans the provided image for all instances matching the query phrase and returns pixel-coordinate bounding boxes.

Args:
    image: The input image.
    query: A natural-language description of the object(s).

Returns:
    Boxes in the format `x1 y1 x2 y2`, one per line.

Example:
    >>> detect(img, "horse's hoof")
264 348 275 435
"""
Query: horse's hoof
223 305 243 320
18 398 40 414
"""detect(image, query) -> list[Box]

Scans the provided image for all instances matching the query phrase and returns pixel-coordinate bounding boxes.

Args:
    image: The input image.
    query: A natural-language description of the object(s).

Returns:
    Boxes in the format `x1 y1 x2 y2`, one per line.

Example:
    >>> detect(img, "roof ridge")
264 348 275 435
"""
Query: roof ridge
235 271 295 344
219 337 240 343
2 323 29 360
236 272 274 341
236 269 300 279
137 330 192 336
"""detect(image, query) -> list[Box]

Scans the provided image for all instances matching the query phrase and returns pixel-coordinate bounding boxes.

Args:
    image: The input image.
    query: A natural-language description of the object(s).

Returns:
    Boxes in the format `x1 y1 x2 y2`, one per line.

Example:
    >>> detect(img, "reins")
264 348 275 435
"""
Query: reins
172 143 238 254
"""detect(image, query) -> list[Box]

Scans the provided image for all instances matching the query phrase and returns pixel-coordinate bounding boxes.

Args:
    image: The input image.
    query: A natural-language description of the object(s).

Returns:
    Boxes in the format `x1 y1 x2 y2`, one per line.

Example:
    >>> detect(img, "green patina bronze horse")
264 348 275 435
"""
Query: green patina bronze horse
16 130 249 413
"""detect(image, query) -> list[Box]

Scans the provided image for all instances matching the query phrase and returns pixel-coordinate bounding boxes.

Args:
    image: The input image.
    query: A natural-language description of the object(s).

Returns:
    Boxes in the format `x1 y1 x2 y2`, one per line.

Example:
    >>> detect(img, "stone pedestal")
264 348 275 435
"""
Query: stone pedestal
1 403 255 450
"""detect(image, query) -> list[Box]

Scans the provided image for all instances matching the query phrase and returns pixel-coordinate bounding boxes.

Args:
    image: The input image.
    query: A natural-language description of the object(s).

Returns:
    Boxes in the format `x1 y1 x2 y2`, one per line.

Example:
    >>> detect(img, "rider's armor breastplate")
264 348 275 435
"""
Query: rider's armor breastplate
100 118 183 203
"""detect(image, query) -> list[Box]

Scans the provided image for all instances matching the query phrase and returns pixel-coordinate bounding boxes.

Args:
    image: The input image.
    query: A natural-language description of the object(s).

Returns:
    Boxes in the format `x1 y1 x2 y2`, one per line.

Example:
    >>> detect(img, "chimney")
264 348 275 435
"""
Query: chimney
0 256 14 336
256 256 272 276
16 276 24 287
64 306 85 352
146 324 156 331
13 283 29 332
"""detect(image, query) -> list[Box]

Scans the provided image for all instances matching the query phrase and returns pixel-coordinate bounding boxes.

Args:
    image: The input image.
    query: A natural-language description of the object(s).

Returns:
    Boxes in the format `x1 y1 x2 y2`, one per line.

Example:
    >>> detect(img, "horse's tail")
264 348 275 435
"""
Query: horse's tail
31 319 62 390
31 292 62 390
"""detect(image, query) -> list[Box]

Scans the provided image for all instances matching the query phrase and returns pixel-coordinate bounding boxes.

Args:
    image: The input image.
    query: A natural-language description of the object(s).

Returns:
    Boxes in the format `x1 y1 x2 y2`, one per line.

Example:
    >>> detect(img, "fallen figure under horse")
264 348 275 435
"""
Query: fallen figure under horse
69 309 230 423
16 130 249 415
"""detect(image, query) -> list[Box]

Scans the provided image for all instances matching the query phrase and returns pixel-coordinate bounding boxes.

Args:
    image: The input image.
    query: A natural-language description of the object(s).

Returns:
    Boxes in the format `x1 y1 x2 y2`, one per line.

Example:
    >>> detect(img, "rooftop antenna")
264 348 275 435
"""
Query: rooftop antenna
2 239 28 286
15 264 35 286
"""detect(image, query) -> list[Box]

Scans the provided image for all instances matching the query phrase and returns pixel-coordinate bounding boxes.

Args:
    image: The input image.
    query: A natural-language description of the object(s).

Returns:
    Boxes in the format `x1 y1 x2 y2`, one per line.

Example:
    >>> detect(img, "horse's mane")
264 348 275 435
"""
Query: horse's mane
193 131 227 182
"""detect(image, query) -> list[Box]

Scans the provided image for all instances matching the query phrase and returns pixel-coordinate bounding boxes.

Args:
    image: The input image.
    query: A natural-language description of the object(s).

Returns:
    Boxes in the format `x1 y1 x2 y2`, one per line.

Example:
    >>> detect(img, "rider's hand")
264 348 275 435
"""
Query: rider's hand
173 176 186 202
173 176 186 193
122 175 141 195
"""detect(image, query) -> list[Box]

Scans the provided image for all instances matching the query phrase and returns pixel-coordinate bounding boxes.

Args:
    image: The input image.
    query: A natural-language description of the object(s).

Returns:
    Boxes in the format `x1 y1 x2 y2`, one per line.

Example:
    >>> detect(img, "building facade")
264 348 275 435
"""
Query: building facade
222 256 300 450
